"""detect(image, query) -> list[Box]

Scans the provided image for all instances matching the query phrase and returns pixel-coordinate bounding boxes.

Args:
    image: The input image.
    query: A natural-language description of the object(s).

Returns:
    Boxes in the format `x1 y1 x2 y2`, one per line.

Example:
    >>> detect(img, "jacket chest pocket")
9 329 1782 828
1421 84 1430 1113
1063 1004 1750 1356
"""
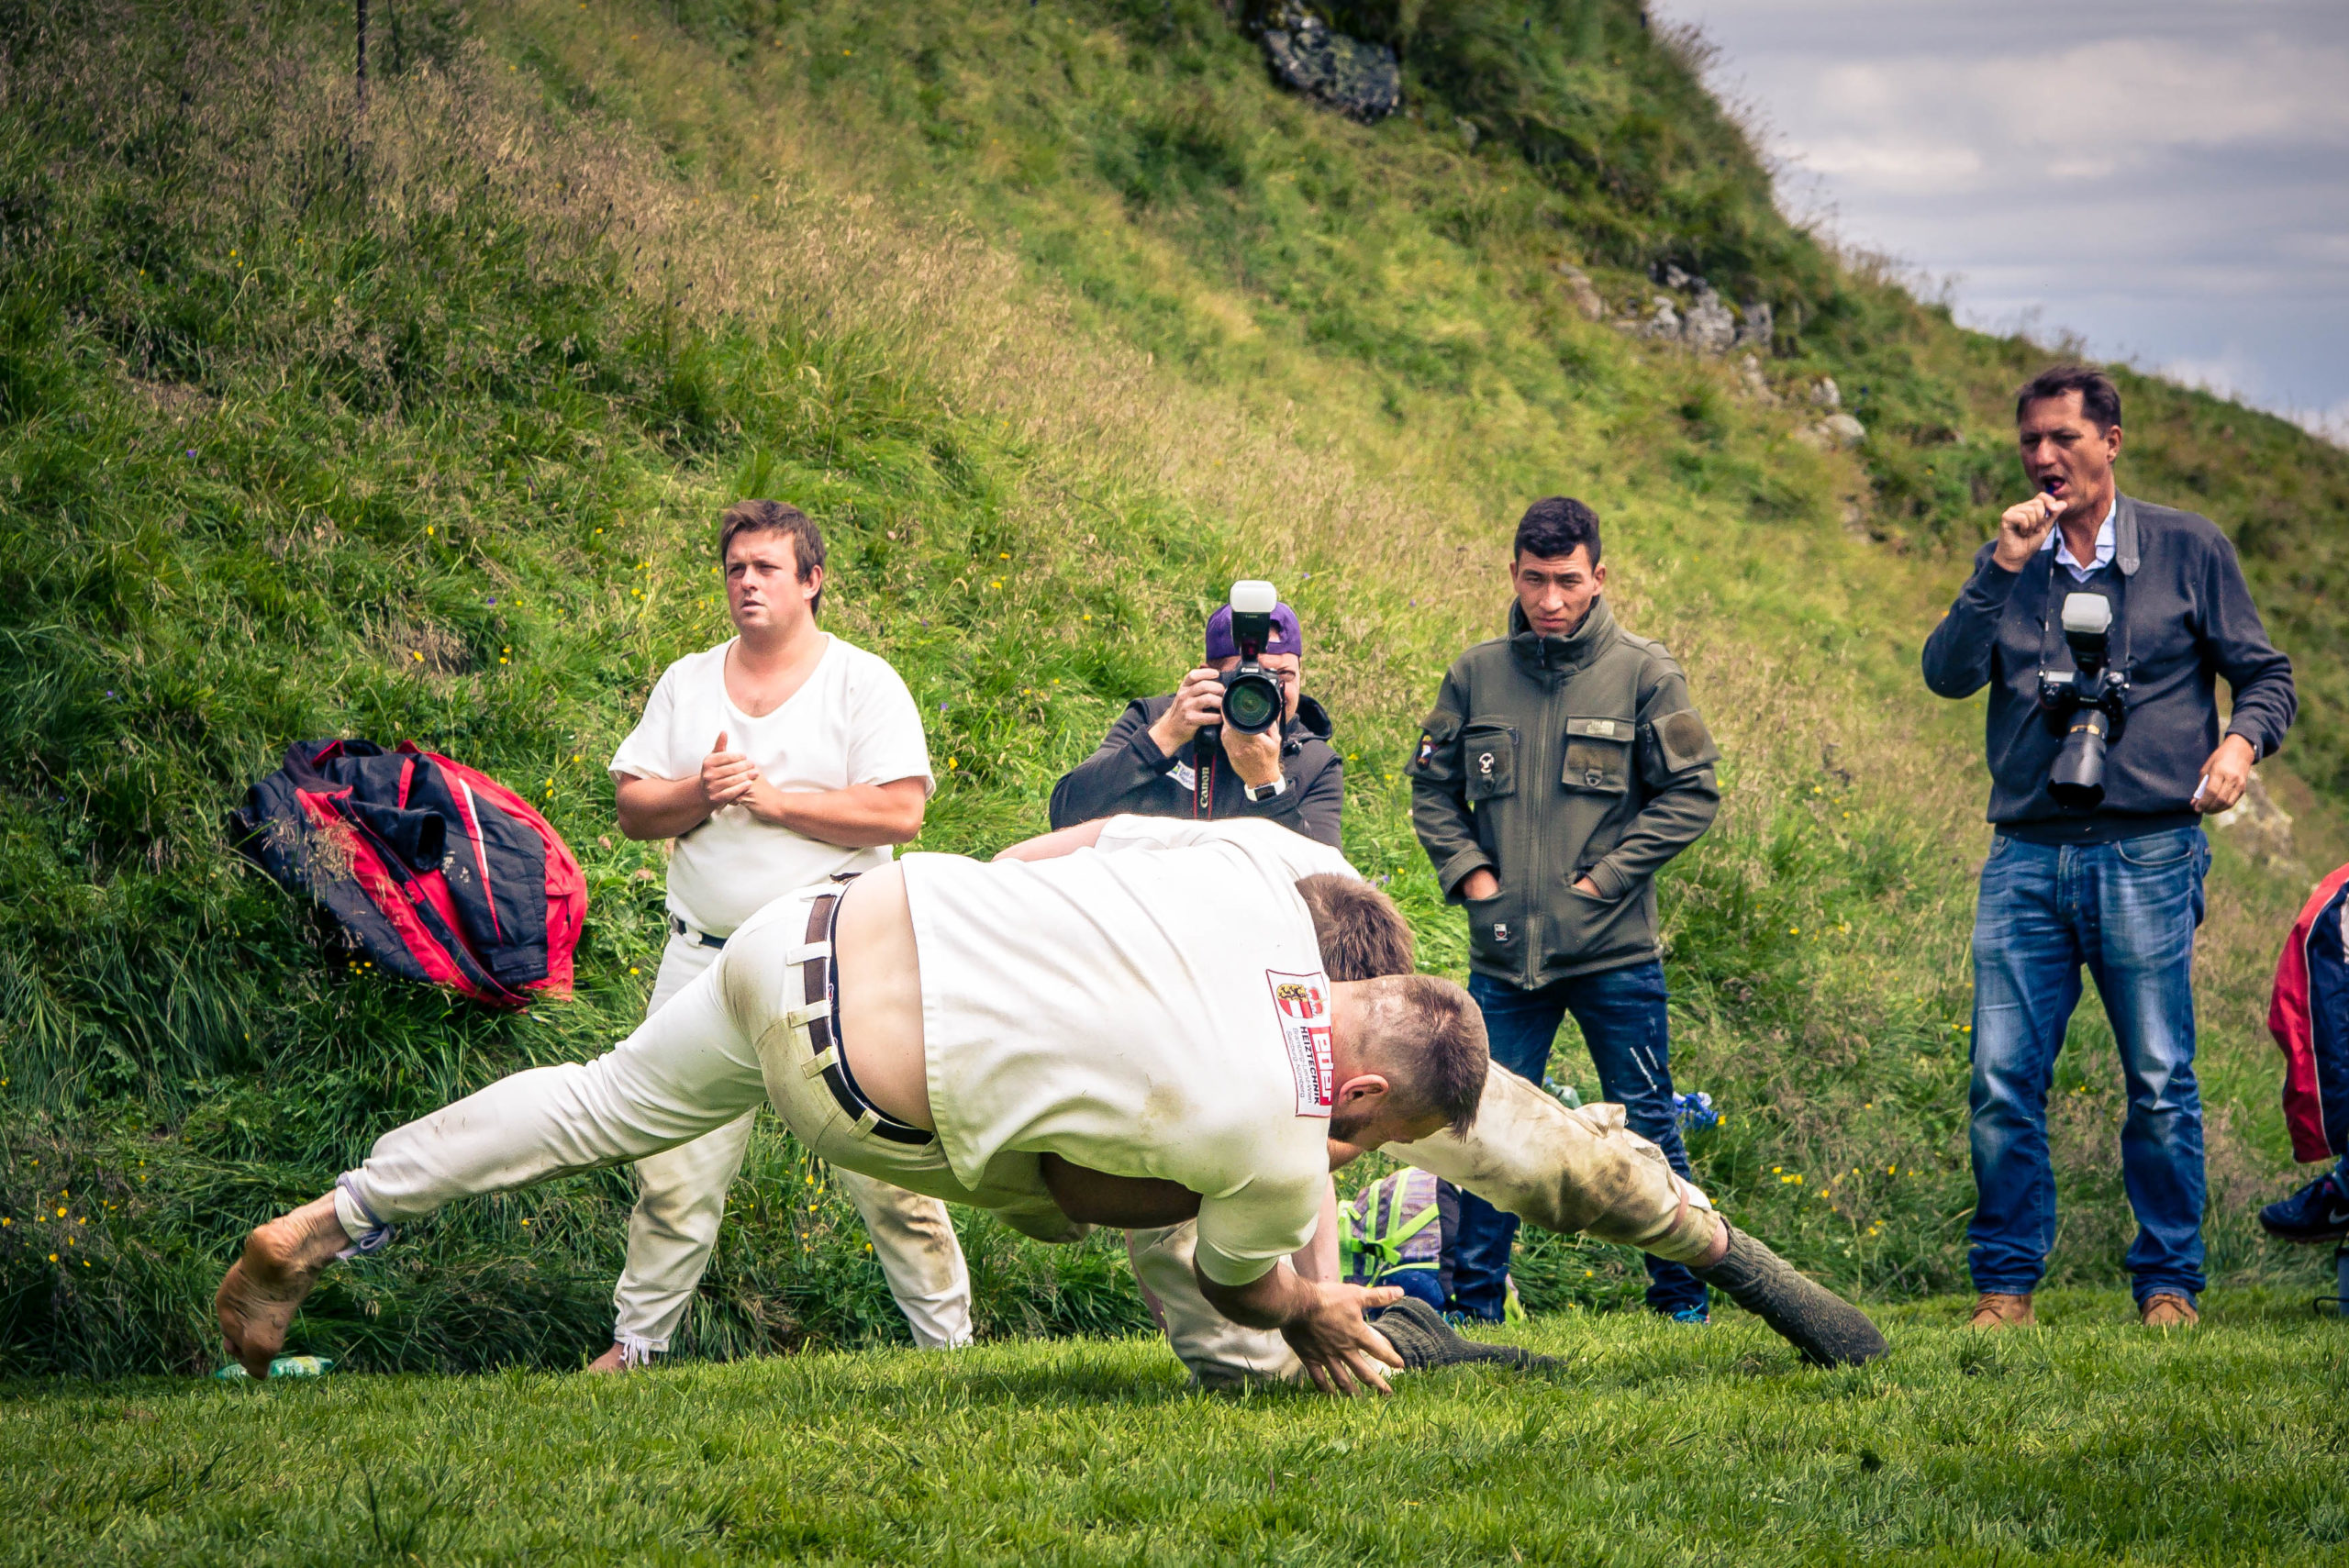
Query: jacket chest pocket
1462 723 1518 802
1562 717 1633 794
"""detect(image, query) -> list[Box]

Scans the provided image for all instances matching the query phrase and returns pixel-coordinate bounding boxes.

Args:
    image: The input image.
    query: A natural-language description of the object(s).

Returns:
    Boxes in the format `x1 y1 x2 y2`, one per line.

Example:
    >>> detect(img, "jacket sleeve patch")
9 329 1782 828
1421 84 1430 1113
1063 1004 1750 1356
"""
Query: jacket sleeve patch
1406 707 1462 780
1644 708 1721 782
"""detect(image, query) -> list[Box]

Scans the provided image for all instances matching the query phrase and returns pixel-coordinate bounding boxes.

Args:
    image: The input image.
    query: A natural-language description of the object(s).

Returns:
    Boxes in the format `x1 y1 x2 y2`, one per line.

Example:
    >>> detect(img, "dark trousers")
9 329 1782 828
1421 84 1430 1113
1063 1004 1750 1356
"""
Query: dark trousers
1459 962 1706 1317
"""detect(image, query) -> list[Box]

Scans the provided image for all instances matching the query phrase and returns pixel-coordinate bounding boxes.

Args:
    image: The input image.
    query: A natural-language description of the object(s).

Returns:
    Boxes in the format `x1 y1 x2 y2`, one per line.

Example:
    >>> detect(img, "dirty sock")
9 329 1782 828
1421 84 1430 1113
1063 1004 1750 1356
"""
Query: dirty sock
1695 1224 1889 1367
1366 1298 1562 1373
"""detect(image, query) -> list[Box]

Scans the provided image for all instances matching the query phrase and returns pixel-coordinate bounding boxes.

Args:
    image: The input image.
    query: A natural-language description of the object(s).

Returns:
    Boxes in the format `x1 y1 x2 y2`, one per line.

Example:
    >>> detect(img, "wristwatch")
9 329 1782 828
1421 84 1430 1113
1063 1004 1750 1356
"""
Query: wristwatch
1242 774 1291 803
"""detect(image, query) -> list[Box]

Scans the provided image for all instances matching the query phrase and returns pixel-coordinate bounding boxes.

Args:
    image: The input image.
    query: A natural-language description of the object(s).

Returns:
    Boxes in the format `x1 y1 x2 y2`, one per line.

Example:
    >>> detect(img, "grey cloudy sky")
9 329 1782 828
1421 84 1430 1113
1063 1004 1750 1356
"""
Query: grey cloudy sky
1657 0 2349 441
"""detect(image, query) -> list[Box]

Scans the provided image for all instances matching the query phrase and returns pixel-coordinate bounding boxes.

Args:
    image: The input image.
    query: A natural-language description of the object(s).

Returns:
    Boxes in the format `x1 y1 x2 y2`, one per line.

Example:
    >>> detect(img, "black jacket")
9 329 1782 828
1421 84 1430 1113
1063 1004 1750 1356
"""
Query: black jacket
1048 693 1344 848
1920 493 2295 840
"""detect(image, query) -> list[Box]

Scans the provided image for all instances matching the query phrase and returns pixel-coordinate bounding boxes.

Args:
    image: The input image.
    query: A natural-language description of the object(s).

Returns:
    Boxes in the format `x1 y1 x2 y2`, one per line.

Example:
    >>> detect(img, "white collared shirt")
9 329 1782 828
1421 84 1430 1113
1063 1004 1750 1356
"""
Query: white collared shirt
2041 496 2117 582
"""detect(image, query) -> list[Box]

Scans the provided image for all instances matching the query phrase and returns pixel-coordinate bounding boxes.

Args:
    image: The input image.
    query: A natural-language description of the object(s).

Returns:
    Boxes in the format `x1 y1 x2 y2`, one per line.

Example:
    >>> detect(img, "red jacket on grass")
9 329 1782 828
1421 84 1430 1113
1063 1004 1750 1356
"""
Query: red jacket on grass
232 740 585 1009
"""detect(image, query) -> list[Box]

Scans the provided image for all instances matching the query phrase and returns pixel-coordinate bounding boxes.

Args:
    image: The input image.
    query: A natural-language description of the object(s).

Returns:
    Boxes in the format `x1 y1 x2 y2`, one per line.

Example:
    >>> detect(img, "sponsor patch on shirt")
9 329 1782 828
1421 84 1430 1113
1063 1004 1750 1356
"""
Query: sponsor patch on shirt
1265 970 1334 1118
1415 732 1436 770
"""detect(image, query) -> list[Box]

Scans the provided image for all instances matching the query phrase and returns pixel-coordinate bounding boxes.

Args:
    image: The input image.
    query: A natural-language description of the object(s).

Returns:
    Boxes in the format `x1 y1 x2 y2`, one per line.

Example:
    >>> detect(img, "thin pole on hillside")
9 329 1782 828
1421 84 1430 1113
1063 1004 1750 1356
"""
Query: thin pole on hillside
355 0 370 112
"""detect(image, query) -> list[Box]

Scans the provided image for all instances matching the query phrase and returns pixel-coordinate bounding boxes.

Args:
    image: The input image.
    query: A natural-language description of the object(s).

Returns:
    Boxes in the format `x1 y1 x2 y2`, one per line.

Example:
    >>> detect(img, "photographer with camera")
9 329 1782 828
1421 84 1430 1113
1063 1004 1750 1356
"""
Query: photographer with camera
1922 364 2295 1332
1049 587 1343 848
1047 585 1341 1385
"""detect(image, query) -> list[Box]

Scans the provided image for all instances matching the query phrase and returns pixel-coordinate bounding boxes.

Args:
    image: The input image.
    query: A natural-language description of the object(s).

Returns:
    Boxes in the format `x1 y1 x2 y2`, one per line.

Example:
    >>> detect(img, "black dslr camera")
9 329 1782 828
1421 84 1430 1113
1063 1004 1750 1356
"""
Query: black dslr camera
1191 581 1285 815
2037 591 2130 811
1215 579 1286 739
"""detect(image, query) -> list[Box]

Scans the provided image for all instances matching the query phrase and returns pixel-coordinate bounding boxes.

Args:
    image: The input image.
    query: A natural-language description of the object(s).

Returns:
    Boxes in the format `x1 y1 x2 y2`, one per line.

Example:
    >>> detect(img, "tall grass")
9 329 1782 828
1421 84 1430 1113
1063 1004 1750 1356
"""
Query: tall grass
0 0 2335 1376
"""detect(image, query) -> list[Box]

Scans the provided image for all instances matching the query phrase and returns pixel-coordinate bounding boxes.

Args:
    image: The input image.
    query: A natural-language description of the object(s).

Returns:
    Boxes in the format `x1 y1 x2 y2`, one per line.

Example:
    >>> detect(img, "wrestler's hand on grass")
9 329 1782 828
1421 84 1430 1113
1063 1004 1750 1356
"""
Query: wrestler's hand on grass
1283 1280 1408 1396
1197 1260 1405 1396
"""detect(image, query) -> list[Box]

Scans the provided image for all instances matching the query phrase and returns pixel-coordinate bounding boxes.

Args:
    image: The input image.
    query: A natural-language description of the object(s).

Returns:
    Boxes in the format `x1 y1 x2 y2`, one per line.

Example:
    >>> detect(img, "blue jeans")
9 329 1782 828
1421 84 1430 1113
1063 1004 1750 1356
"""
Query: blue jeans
1969 827 2210 1305
1462 962 1705 1317
1384 1268 1449 1312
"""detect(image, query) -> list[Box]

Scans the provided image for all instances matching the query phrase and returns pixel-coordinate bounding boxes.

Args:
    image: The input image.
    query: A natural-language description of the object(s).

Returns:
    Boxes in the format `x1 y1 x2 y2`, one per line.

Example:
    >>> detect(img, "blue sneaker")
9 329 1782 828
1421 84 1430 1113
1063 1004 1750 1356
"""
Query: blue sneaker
2259 1168 2349 1244
1668 1306 1710 1327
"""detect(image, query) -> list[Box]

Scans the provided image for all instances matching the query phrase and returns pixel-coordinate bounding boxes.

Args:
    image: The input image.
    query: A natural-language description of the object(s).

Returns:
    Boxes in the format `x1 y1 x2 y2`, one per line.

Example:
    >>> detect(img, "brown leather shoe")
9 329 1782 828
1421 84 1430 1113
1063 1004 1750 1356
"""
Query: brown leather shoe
2141 1293 2199 1329
1967 1292 2036 1328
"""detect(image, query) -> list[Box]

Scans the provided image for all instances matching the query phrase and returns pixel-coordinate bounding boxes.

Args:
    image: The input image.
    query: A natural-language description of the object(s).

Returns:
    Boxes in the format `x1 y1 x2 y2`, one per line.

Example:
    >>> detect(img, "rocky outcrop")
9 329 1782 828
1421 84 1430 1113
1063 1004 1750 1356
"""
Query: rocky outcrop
1682 285 1737 353
1257 6 1400 124
1611 263 1771 355
1795 413 1866 450
1787 376 1865 449
1818 414 1866 448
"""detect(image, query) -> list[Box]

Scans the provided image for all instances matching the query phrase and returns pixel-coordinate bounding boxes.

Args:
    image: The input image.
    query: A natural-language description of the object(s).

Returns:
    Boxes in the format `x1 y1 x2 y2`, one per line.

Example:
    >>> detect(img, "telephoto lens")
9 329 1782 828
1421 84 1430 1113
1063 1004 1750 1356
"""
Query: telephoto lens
2049 708 2113 810
2047 592 2121 811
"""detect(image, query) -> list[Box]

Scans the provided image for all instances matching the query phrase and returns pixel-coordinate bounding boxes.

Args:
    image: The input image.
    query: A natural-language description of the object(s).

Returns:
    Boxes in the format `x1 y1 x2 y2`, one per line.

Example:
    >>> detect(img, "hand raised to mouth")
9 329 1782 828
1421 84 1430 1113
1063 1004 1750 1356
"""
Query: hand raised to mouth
1992 488 2065 572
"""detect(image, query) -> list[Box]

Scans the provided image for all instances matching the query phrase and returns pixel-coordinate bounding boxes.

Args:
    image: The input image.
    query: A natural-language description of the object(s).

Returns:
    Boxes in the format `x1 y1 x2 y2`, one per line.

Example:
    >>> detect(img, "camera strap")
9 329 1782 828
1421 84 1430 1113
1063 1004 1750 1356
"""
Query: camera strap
1192 733 1216 818
2032 540 2135 689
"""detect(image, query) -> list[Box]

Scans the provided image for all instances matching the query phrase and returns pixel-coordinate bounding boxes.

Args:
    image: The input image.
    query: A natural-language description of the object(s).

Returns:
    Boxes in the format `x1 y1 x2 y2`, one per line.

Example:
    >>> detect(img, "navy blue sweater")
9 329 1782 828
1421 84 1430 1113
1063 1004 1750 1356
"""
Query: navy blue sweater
1920 494 2295 840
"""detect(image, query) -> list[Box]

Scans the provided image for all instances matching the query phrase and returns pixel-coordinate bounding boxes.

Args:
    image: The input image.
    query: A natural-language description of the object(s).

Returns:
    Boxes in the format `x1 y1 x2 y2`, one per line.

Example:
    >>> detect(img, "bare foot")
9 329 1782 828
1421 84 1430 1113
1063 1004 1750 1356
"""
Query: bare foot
215 1194 348 1378
584 1342 638 1374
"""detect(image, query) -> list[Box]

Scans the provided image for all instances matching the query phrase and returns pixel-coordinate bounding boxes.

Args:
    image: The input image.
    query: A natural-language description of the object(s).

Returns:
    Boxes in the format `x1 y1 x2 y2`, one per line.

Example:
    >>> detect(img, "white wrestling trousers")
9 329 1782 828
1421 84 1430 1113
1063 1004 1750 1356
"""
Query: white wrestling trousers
337 892 1718 1381
607 934 968 1356
338 888 1079 1290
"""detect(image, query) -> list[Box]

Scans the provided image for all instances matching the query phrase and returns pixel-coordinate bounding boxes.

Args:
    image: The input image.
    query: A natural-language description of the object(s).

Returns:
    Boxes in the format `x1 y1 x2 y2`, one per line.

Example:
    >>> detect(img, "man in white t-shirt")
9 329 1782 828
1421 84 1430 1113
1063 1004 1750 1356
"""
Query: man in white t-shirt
218 817 1486 1394
591 499 967 1370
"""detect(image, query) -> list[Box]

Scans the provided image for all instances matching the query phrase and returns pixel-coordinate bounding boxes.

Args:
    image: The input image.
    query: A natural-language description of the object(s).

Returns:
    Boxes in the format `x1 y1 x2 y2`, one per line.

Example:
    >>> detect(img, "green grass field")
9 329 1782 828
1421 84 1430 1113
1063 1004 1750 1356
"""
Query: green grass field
7 1290 2348 1564
5 6 2349 1557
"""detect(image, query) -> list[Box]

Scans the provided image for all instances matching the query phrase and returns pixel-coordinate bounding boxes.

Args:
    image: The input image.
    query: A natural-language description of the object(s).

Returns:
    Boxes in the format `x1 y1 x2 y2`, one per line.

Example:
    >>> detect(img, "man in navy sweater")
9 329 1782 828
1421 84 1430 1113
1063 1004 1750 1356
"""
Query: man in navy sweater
1922 363 2294 1331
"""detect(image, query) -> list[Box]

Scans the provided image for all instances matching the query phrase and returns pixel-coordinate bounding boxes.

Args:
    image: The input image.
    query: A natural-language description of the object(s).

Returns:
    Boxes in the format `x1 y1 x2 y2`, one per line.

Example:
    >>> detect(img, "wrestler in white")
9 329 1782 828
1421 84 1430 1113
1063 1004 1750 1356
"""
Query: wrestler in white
217 817 1886 1385
219 817 1484 1393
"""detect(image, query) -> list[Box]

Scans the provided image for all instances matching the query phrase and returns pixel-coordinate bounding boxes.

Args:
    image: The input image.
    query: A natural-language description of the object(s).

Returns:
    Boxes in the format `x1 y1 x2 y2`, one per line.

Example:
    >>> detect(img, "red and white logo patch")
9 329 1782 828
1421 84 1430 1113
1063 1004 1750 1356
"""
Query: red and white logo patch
1265 969 1334 1118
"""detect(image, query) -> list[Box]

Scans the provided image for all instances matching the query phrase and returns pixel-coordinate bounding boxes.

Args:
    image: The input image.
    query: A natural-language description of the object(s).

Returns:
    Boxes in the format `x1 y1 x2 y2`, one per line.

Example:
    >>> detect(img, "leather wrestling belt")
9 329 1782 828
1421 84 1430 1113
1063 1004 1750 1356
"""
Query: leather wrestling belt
801 890 936 1146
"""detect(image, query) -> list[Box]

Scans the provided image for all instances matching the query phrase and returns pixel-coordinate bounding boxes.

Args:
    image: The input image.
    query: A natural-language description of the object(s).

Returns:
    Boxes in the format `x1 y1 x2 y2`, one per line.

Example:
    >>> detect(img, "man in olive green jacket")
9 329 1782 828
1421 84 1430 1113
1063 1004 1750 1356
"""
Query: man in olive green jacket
1408 496 1722 1321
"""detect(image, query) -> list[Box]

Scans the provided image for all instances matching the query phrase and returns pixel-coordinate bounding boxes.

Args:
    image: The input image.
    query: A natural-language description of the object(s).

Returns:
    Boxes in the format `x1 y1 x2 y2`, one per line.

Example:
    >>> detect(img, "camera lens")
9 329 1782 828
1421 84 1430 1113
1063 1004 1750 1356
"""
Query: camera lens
2049 710 2110 811
1221 671 1283 734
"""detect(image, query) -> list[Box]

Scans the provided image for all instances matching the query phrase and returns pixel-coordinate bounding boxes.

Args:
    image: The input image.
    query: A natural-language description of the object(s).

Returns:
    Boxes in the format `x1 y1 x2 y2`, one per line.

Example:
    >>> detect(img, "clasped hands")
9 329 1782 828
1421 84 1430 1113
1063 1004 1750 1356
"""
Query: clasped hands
697 730 792 824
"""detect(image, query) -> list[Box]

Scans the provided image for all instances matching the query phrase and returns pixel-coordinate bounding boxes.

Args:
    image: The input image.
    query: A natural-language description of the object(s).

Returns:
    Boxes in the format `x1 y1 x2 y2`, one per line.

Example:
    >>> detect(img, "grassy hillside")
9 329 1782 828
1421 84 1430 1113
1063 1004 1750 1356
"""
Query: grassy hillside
0 0 2343 1378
